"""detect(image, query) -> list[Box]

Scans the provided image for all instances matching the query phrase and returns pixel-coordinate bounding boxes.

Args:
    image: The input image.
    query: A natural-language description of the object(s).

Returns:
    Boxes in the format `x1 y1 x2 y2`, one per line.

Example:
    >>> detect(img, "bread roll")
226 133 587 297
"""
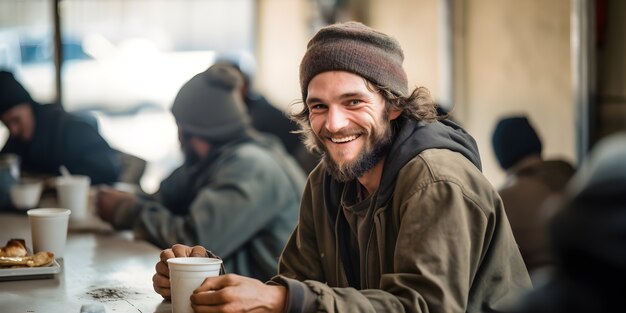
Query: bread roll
0 239 28 257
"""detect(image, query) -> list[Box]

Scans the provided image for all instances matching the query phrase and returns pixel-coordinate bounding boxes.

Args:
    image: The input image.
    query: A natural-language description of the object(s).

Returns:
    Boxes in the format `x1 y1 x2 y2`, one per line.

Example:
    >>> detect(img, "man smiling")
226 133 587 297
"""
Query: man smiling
152 22 531 313
305 71 397 188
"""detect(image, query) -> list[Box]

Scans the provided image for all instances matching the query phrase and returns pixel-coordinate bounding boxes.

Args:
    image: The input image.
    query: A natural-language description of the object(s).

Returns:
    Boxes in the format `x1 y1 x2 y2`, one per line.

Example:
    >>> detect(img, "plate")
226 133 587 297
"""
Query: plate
0 259 62 281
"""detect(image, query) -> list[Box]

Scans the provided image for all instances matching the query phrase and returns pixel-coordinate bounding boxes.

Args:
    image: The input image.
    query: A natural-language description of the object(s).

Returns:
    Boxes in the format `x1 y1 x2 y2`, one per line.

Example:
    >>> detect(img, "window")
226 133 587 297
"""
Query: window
0 0 256 192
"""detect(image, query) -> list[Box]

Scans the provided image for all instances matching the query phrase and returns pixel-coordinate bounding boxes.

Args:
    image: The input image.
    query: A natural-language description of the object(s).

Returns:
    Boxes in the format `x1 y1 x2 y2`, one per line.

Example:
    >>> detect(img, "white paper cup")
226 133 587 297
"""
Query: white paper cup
167 257 222 313
56 175 91 221
113 182 139 194
27 208 71 258
10 179 43 210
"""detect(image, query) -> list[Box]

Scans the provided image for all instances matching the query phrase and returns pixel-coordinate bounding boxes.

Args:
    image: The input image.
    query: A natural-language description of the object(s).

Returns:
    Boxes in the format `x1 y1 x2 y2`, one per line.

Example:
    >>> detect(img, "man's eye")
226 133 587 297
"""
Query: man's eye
349 99 362 106
310 104 326 110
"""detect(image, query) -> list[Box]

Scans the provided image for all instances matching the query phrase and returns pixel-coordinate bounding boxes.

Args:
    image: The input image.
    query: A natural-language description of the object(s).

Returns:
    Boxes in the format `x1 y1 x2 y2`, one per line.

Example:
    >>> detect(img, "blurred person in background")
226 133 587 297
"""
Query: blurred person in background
492 116 576 280
0 70 121 186
152 22 531 313
215 54 319 173
96 63 306 282
512 132 626 313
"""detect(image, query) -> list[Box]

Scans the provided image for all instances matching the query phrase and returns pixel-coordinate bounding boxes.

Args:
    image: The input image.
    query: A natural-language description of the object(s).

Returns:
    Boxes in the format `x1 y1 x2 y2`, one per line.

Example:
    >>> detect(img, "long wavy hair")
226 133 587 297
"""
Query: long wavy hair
290 78 445 154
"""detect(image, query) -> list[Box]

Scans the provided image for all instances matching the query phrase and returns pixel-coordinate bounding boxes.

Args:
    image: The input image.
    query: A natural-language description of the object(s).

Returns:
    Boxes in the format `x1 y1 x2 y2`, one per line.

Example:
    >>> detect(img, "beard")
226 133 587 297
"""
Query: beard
315 119 394 182
181 141 201 166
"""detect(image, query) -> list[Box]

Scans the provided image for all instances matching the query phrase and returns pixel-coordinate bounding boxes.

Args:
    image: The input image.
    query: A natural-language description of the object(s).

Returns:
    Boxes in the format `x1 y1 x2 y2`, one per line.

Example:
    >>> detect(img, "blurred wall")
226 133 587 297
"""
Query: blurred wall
369 0 440 101
455 0 574 187
255 0 309 109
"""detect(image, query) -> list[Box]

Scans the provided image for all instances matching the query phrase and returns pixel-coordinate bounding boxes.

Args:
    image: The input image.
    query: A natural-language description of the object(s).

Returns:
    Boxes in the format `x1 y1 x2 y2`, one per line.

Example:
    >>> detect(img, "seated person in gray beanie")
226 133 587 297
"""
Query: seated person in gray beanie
96 63 306 282
492 115 575 279
213 55 320 174
0 70 121 188
152 22 531 313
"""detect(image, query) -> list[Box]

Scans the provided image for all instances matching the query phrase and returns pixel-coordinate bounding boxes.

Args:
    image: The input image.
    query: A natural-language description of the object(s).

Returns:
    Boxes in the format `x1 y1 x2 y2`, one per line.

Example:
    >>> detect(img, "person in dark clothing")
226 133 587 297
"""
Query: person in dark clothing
214 55 319 173
0 70 121 186
152 22 530 312
96 64 305 282
492 116 576 278
512 132 626 313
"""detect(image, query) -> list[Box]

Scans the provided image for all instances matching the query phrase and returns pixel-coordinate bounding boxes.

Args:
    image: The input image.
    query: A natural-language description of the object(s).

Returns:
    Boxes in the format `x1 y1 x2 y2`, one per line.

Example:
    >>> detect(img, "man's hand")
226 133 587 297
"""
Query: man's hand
152 244 208 299
95 186 137 222
191 274 286 313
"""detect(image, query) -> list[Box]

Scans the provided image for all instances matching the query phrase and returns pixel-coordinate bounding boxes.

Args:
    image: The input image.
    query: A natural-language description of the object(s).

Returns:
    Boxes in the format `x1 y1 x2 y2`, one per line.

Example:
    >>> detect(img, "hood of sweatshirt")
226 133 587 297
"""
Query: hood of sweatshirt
375 116 481 206
323 116 482 209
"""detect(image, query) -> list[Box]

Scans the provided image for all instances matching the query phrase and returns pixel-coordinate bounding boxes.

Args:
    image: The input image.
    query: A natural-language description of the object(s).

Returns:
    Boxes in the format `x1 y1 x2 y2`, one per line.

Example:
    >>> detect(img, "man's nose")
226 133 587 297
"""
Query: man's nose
325 106 349 133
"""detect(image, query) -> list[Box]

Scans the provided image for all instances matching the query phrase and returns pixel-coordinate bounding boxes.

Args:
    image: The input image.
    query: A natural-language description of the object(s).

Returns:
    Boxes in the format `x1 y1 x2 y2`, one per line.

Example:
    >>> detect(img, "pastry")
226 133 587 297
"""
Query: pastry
0 239 54 268
0 239 27 257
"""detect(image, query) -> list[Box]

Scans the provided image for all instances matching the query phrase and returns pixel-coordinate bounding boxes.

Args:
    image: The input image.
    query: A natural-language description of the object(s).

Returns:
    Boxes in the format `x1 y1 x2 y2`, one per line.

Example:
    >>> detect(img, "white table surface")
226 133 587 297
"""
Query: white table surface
0 212 171 312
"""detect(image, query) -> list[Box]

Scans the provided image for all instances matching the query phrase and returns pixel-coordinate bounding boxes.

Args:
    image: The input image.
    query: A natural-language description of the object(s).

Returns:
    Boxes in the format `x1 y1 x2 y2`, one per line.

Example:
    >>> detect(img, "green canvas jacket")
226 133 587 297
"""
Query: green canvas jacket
271 118 531 313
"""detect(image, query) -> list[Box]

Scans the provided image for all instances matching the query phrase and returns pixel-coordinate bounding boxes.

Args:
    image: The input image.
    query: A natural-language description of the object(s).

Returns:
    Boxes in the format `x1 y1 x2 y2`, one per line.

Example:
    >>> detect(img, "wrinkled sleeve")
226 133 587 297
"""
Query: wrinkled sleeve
269 177 325 311
111 149 296 257
273 180 491 313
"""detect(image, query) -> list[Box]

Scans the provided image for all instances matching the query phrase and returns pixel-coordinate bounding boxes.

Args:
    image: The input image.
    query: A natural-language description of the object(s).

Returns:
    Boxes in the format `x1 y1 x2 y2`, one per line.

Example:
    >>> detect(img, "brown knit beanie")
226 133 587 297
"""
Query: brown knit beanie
171 63 250 141
300 21 408 101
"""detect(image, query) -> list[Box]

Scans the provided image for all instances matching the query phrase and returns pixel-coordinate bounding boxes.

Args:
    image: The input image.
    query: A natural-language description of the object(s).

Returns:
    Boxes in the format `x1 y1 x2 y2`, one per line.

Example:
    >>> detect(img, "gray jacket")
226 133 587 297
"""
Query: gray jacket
112 135 306 281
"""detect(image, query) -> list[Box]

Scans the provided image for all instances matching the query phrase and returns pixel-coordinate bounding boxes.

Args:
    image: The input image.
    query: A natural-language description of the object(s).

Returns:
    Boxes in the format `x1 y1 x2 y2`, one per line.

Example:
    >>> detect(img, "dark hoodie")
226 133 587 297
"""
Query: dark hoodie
378 117 482 201
1 103 121 185
324 117 482 287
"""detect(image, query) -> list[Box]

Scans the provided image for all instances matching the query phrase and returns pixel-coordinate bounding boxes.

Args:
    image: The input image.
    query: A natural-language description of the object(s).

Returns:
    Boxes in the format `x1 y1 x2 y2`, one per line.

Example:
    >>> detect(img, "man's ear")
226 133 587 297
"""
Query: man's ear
388 109 401 121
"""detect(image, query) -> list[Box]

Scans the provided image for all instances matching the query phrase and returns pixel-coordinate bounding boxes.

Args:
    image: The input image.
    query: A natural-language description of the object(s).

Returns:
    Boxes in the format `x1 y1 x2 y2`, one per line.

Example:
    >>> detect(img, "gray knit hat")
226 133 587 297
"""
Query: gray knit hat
171 63 250 141
299 21 408 101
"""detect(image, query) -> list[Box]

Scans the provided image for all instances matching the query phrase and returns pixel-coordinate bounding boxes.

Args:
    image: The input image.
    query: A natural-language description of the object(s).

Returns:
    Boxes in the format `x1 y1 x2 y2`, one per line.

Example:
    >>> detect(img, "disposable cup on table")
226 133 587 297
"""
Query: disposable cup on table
27 208 71 259
56 175 90 221
167 257 222 313
10 178 43 210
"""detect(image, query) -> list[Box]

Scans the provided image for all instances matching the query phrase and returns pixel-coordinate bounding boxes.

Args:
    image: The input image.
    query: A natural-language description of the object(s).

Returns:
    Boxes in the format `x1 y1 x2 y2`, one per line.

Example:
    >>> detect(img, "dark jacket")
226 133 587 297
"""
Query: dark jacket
271 117 531 313
245 94 319 173
498 159 575 272
110 133 306 282
246 94 300 156
512 133 626 313
1 103 121 185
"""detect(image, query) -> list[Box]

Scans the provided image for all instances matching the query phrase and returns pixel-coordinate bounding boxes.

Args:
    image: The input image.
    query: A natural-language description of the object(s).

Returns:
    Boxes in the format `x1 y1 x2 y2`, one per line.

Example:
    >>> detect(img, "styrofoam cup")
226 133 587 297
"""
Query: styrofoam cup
167 257 222 313
10 179 43 210
27 208 71 258
56 175 90 221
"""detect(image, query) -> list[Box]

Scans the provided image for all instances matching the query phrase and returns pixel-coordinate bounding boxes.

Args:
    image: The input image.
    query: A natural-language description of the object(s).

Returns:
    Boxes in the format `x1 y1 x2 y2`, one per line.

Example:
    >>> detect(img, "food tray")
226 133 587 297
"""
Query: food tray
0 260 61 281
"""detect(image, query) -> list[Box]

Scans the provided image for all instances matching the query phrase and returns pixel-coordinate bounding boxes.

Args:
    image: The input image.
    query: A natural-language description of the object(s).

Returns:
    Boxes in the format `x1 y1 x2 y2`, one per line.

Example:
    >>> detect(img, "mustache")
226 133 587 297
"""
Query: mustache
318 127 365 139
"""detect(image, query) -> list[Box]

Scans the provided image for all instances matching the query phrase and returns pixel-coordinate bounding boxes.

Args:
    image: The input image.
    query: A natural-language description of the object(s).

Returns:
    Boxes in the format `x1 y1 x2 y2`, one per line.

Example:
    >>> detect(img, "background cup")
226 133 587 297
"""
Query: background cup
0 153 20 210
113 181 139 194
56 175 90 221
27 208 71 258
0 153 20 180
167 257 223 313
10 179 43 210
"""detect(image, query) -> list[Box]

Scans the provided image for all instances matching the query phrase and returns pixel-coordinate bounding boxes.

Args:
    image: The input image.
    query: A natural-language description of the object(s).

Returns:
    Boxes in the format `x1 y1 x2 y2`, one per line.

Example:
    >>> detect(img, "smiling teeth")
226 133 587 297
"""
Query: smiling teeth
331 135 358 143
